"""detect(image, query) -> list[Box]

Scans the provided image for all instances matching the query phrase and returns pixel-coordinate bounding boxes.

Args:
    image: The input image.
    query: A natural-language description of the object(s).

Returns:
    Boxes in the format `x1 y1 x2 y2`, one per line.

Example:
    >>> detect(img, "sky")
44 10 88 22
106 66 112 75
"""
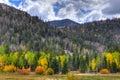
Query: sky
0 0 120 23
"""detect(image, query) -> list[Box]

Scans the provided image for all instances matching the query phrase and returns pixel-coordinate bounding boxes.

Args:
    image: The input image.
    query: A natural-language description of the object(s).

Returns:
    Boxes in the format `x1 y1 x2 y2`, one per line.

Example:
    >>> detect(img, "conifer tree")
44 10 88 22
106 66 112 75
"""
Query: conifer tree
62 59 68 74
50 58 60 74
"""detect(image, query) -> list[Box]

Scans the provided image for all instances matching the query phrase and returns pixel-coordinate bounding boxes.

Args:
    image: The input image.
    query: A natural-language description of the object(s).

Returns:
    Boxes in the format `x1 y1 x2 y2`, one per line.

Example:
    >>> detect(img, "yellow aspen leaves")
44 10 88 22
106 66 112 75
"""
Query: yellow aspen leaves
106 53 113 65
60 55 66 68
38 58 48 69
0 55 3 66
91 59 96 70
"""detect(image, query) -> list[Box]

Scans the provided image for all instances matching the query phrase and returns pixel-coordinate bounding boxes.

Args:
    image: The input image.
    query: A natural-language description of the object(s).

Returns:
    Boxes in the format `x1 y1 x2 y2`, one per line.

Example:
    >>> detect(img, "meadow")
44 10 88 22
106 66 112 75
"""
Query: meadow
0 73 120 80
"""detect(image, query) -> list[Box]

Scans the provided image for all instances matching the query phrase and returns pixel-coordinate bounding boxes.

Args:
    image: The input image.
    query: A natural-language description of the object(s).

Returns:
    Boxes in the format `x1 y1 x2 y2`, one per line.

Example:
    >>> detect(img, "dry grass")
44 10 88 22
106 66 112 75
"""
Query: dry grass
0 73 120 80
0 73 65 80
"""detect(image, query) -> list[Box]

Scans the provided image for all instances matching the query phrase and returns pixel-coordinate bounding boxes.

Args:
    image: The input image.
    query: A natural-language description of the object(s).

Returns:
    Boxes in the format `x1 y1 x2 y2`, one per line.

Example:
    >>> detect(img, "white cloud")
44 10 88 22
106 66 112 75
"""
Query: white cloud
17 0 60 21
102 0 120 15
57 3 78 21
0 0 11 5
0 0 120 23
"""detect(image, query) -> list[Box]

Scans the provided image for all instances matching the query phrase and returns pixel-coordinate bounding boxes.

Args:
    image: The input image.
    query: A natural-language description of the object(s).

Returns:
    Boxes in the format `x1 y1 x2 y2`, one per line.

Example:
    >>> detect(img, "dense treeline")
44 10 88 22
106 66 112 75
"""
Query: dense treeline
0 46 119 74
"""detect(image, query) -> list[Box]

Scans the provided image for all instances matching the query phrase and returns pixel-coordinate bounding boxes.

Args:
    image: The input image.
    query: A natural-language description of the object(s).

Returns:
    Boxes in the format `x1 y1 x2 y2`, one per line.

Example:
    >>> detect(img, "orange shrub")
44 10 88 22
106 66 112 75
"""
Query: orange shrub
45 68 54 75
16 67 30 75
35 66 45 75
21 68 30 75
3 65 16 72
100 69 110 74
16 69 22 73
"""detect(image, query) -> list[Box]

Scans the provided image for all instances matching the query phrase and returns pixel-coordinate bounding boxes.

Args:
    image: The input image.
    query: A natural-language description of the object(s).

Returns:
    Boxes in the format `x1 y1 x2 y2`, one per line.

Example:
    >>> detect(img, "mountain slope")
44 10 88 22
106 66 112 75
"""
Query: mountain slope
49 19 79 28
0 3 69 53
0 3 120 54
64 19 120 52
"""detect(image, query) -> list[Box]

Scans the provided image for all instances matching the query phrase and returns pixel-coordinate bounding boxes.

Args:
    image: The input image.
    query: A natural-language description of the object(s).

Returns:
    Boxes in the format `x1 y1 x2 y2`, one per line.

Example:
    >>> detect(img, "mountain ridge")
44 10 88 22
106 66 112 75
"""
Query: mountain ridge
48 19 79 28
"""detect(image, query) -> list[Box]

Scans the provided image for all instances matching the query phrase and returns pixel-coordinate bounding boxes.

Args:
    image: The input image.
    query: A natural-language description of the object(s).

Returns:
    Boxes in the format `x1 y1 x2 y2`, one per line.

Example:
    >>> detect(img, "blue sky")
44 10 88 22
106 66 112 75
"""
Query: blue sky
9 0 23 6
53 2 65 16
0 0 120 23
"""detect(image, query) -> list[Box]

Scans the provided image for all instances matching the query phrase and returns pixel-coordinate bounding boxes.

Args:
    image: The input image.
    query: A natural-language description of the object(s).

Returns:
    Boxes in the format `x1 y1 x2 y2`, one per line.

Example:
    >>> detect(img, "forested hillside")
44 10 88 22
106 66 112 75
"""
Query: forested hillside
0 3 120 54
0 4 69 54
64 19 120 53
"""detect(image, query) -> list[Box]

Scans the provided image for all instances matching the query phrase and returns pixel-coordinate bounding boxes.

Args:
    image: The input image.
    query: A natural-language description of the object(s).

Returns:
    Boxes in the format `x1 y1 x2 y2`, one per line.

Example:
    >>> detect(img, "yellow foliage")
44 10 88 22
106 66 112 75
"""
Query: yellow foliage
25 53 28 60
14 52 18 59
106 53 113 65
60 55 66 68
0 55 3 66
38 52 49 69
91 59 96 70
3 65 16 72
112 52 120 68
38 58 48 69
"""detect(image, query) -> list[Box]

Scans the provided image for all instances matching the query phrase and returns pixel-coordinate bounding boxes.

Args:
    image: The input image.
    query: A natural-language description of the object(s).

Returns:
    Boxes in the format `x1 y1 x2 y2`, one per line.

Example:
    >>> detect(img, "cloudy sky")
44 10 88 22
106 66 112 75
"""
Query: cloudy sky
0 0 120 23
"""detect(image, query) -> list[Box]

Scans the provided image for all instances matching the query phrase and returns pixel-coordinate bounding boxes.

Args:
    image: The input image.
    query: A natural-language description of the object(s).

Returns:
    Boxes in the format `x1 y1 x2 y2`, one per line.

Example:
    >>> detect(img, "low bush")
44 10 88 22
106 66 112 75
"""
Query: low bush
16 67 30 75
100 69 110 74
45 68 54 75
66 72 78 80
3 65 16 72
35 66 45 75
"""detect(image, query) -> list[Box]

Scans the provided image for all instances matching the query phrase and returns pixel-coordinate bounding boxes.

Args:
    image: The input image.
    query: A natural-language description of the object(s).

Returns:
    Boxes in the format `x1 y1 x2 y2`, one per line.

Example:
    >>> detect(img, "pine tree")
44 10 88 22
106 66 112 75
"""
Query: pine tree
62 59 68 74
102 56 107 68
50 58 60 74
111 61 117 73
79 55 87 73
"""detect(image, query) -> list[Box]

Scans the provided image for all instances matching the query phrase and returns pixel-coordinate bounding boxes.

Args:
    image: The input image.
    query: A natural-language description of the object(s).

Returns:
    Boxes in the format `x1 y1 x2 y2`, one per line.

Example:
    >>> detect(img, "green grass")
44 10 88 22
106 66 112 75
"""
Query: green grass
0 73 120 80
